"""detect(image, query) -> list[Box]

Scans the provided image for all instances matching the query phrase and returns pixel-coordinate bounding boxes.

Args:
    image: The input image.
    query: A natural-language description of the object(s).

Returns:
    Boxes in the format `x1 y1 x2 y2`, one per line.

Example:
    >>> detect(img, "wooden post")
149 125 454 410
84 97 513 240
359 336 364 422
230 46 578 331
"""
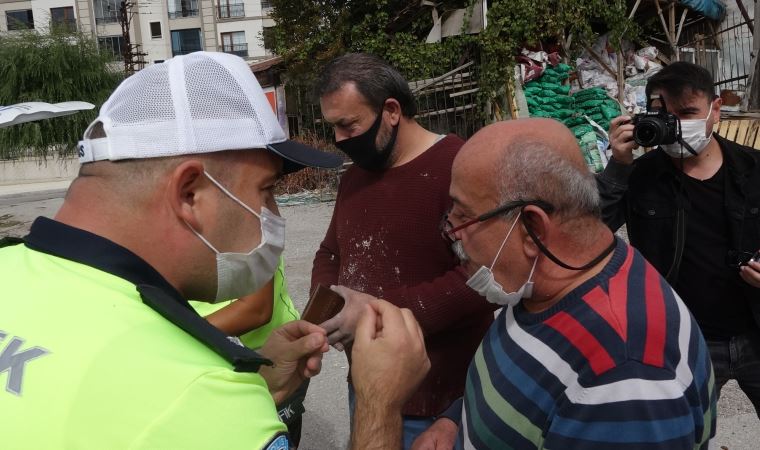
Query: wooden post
655 0 678 59
617 49 625 104
744 0 760 110
735 0 754 35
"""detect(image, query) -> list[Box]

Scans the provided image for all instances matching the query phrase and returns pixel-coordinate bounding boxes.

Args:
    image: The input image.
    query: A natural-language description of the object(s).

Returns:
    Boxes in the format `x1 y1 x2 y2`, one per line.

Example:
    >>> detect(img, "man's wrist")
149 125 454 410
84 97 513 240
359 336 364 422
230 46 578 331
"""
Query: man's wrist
351 399 402 450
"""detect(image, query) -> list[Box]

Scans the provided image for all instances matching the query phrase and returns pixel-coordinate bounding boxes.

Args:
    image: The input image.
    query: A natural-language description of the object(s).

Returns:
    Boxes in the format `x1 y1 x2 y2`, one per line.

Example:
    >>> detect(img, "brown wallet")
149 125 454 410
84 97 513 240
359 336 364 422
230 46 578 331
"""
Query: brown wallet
301 285 345 324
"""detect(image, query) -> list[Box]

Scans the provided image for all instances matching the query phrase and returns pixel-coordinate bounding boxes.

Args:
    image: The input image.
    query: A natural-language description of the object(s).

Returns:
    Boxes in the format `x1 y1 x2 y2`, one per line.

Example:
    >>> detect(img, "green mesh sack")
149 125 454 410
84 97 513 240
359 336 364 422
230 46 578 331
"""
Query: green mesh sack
572 124 594 139
530 110 554 118
563 116 587 128
553 96 575 106
555 63 572 73
553 109 575 119
524 86 543 96
577 99 606 109
573 87 608 101
526 97 540 108
601 105 621 120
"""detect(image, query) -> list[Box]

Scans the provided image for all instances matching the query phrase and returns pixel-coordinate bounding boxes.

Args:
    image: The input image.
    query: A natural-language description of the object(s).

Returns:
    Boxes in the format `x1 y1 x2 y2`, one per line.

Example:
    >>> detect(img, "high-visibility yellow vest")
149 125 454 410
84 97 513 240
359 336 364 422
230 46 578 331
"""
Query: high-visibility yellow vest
0 243 287 449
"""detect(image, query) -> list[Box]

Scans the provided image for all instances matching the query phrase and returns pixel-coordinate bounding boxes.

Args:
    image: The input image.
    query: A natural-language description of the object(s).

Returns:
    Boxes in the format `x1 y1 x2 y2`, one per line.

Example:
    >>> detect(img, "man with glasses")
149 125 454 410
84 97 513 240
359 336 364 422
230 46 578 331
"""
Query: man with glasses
412 118 716 450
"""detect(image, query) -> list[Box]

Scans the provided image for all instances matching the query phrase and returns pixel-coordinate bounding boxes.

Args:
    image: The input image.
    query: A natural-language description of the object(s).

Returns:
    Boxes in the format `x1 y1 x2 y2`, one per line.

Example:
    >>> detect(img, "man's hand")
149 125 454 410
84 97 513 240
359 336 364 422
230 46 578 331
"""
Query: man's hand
258 320 328 405
320 285 376 351
740 259 760 288
609 115 637 165
410 418 458 450
349 300 430 450
351 300 430 410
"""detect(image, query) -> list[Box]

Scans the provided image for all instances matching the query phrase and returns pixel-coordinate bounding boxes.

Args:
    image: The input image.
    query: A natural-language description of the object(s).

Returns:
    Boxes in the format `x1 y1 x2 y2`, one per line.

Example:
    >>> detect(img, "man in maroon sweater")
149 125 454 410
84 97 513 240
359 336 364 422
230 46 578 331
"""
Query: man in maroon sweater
310 53 495 448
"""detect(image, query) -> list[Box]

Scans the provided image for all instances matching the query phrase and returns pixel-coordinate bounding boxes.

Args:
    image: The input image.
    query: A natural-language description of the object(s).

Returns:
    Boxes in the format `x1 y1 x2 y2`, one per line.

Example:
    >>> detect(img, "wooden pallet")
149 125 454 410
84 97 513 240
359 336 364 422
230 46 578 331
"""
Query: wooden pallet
715 116 760 150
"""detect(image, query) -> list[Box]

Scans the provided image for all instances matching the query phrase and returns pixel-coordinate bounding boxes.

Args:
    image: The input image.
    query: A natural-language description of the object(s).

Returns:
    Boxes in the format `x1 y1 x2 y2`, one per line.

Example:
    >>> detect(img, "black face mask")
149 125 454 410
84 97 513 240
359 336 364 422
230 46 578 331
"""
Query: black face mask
334 109 399 171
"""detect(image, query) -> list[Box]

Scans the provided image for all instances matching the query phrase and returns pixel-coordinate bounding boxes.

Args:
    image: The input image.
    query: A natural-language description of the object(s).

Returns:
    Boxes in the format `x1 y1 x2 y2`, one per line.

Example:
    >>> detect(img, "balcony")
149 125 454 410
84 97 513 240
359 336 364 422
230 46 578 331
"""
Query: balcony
168 9 198 19
217 2 244 19
221 43 248 58
95 13 119 25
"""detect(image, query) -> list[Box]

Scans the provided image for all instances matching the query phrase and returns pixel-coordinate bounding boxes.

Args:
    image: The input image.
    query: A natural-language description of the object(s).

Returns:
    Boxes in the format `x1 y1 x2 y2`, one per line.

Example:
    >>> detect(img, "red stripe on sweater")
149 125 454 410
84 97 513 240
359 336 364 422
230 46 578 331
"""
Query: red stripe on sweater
582 286 626 341
643 262 667 367
607 245 634 341
544 311 616 376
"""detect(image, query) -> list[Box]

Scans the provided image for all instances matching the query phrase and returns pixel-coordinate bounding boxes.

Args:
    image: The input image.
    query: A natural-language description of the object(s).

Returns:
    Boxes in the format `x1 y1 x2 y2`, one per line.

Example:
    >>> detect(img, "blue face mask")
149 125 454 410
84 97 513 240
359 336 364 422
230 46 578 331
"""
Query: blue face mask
334 109 398 171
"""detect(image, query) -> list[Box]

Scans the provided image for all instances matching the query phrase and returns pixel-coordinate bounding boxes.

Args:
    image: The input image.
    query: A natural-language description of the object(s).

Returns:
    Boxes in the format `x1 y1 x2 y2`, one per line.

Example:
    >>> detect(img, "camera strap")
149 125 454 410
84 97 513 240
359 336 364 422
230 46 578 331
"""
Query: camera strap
665 158 688 284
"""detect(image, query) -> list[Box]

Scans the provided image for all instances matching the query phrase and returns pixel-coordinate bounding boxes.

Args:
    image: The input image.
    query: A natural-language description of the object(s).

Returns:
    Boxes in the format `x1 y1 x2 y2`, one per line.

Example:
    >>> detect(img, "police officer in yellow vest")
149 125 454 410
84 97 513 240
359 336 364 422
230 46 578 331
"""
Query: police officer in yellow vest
0 52 431 449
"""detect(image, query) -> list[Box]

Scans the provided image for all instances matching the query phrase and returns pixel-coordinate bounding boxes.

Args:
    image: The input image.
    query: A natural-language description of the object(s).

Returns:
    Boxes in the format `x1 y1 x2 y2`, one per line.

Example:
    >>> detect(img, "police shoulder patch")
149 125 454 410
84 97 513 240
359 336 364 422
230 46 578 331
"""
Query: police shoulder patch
263 433 289 450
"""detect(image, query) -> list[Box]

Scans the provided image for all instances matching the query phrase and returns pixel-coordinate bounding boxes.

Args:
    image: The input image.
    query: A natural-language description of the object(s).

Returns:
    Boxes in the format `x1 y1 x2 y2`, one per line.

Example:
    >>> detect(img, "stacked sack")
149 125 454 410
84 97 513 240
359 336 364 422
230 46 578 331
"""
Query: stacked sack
524 64 575 123
571 87 621 132
525 68 622 173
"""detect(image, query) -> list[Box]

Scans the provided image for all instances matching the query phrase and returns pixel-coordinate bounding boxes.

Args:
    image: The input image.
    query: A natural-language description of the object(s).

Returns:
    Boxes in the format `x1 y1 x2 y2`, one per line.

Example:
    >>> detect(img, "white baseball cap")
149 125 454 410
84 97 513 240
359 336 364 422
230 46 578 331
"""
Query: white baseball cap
78 51 341 173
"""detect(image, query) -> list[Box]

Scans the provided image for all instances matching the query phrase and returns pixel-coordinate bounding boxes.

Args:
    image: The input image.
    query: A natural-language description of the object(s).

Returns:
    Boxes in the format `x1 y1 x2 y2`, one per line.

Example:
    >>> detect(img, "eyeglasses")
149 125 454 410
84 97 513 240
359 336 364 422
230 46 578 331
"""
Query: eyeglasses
440 199 555 242
726 250 760 269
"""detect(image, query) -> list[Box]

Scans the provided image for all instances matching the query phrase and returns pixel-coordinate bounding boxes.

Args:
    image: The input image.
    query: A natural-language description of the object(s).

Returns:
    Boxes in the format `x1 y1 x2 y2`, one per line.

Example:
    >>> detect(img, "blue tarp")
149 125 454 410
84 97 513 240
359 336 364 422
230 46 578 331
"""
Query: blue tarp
679 0 726 21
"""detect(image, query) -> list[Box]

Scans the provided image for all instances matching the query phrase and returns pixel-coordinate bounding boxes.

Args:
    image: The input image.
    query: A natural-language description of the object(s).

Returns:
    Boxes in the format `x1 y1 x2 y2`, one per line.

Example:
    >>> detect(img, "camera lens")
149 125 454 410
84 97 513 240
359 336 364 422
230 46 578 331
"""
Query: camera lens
634 118 665 147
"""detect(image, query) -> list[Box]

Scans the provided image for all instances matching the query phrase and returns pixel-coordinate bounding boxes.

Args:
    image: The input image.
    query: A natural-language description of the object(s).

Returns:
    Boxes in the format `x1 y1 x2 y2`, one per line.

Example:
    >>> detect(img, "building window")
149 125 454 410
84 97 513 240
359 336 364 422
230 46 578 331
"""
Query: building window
50 6 76 31
217 1 244 19
150 21 162 38
93 0 119 24
171 28 202 56
98 35 125 61
220 31 247 57
5 9 34 30
167 0 198 19
262 26 275 54
261 0 273 11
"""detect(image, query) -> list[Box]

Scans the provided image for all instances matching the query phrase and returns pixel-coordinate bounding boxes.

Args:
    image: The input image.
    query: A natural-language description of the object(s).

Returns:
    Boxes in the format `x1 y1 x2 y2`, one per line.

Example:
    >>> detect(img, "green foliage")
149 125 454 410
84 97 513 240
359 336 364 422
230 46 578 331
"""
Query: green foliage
269 0 471 85
473 0 638 115
270 0 639 117
0 29 123 159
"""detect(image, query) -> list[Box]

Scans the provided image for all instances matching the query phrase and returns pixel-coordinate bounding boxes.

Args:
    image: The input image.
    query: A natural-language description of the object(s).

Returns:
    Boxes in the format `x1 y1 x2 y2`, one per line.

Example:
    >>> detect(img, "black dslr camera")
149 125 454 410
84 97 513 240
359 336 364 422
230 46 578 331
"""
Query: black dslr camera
632 96 680 147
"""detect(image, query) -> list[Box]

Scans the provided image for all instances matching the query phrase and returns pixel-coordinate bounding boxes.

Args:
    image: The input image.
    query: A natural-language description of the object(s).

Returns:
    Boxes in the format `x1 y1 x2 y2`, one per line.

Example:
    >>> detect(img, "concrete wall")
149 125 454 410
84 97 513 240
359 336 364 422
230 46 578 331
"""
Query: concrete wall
0 157 79 185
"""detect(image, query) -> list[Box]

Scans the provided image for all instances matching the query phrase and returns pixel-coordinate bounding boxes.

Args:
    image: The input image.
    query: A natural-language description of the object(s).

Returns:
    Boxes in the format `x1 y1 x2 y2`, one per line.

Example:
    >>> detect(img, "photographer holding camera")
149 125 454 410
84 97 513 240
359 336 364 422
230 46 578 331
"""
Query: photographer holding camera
598 61 760 417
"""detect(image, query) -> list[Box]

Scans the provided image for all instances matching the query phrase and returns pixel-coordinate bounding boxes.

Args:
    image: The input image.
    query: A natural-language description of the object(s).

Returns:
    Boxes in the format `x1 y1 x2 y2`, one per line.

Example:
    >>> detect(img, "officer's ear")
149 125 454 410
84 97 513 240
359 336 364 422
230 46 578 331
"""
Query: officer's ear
166 160 210 231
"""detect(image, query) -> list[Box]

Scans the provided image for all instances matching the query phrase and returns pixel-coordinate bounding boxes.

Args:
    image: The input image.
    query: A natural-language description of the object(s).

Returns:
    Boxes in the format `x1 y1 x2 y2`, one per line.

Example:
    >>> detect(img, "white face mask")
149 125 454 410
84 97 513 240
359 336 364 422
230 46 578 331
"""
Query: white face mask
466 212 538 307
187 171 285 302
660 106 713 158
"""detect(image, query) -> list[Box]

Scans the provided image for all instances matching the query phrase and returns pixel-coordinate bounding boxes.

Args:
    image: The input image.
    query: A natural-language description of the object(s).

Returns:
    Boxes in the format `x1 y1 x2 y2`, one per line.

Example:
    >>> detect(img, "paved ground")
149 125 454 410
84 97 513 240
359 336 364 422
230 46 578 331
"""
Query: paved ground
1 187 758 449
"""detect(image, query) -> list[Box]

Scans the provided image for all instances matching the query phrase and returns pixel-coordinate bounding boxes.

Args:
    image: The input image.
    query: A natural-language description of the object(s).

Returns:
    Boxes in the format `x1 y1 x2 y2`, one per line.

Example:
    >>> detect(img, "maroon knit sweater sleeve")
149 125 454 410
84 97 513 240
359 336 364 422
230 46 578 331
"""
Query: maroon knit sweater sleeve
311 200 341 294
379 263 493 336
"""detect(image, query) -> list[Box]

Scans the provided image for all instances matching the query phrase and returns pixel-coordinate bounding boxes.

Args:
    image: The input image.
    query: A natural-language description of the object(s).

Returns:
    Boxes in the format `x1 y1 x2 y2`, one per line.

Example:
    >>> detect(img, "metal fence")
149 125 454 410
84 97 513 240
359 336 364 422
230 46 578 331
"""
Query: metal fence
679 9 755 92
285 56 484 141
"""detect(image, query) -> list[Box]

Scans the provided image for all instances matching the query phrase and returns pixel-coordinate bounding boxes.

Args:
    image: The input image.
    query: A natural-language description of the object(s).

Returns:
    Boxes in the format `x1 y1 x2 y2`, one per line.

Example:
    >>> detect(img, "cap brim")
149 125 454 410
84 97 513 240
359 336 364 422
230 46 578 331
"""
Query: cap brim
267 140 343 174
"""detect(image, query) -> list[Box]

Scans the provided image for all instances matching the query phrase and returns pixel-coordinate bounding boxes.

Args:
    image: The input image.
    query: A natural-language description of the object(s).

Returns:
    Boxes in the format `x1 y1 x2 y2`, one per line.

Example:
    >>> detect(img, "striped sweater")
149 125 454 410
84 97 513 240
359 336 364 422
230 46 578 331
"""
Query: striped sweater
457 238 716 449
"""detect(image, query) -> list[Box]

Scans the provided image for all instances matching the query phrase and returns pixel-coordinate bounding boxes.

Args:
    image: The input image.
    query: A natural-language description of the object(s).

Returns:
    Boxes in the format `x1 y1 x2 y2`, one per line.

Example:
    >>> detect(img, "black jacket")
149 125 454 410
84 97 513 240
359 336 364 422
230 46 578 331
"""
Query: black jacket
597 134 760 326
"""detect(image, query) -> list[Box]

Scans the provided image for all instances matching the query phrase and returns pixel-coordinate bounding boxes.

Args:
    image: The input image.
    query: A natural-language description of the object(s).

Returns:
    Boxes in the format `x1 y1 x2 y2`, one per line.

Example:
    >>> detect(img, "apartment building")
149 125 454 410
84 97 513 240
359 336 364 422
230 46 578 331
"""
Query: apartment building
1 0 276 66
